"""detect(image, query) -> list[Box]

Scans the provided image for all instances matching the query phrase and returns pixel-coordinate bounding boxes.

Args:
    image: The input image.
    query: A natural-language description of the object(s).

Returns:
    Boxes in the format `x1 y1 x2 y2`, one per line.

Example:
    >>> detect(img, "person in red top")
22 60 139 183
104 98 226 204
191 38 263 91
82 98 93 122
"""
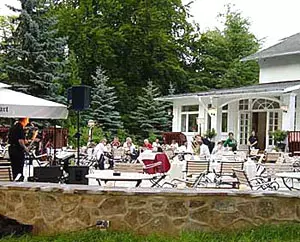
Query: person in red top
111 136 121 148
143 139 153 150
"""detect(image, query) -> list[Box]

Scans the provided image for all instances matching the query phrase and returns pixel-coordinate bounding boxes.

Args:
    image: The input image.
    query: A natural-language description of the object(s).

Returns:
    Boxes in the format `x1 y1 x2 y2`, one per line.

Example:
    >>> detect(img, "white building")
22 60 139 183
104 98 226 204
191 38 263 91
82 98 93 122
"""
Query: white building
162 33 300 150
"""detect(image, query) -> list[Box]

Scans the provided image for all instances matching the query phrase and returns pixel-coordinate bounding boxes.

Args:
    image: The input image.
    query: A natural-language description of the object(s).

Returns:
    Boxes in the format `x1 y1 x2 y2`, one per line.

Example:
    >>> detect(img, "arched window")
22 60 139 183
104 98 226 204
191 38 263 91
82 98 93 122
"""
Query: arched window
252 99 280 110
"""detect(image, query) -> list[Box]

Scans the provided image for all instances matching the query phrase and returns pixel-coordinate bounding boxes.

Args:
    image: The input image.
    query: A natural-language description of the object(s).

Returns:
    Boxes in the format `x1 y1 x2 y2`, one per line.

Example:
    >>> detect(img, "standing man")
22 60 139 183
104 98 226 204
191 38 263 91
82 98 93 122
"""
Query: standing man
8 118 29 181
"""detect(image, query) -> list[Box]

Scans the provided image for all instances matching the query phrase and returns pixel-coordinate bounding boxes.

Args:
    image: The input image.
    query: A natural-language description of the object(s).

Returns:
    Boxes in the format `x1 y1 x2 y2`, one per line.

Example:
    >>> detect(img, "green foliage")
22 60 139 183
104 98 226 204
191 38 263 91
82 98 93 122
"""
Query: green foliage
91 66 123 137
2 223 300 242
117 128 128 143
130 81 170 140
189 5 260 92
68 125 105 147
205 128 217 139
148 131 157 143
270 129 287 143
54 0 195 129
62 50 81 90
0 15 17 82
5 0 67 101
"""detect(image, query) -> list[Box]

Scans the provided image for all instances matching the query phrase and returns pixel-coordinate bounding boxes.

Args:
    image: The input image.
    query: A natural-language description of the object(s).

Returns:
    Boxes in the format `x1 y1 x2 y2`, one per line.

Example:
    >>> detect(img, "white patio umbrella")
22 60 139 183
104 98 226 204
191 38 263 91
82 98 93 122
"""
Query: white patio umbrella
0 84 68 119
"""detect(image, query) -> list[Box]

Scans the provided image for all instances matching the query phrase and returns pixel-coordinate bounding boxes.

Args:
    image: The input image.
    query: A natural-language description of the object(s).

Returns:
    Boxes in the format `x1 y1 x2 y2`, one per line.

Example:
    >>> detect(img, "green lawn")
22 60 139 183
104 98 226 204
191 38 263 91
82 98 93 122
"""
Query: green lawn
1 223 300 242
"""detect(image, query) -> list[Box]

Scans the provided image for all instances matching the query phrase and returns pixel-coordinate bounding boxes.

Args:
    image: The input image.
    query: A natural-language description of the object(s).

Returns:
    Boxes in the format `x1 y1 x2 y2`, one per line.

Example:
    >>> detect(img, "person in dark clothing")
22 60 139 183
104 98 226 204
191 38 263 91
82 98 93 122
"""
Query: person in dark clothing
8 118 29 181
248 130 258 149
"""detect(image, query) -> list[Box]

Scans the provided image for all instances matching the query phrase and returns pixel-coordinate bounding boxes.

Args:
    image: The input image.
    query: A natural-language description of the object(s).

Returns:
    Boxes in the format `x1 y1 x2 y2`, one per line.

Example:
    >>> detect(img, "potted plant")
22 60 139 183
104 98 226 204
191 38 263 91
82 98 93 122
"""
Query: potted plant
270 129 287 151
205 128 217 140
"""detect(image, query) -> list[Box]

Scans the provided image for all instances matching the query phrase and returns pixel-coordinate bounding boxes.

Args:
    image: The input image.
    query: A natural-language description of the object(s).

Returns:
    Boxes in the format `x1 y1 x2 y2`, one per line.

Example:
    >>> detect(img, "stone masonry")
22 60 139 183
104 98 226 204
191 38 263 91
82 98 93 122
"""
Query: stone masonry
0 182 299 235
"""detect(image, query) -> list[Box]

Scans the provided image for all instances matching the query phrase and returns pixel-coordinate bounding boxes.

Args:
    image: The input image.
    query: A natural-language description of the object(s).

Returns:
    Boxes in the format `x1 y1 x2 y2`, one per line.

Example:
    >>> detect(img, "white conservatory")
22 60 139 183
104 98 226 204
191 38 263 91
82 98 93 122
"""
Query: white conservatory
162 33 300 150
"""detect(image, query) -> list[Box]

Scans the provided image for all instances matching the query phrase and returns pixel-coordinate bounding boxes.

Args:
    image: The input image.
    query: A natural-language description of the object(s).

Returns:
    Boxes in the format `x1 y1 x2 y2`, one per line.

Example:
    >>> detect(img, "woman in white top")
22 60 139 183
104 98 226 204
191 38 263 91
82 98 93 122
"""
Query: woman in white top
93 138 108 169
123 137 138 160
170 139 179 151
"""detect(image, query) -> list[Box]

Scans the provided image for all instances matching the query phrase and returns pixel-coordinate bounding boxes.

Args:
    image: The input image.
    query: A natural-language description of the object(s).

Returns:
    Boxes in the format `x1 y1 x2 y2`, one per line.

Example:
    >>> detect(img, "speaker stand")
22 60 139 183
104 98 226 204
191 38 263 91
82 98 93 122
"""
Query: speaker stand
76 111 81 166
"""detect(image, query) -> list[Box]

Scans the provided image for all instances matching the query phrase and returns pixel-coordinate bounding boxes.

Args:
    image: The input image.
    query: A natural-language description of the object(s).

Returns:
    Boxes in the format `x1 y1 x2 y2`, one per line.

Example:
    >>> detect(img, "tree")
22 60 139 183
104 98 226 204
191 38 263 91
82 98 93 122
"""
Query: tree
0 15 17 82
188 5 260 92
130 80 170 139
91 66 123 137
5 0 67 101
54 0 196 129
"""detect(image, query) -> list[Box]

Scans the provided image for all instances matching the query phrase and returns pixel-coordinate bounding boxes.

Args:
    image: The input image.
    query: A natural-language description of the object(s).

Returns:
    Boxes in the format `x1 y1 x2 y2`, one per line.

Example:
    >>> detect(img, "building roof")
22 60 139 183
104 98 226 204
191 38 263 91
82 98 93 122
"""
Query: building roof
160 80 300 101
242 33 300 61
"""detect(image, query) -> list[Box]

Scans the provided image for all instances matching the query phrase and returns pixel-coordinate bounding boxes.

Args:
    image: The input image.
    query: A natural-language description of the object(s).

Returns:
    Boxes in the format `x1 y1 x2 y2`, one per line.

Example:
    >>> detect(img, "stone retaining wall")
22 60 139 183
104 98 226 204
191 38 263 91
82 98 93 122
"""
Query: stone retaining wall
0 182 299 235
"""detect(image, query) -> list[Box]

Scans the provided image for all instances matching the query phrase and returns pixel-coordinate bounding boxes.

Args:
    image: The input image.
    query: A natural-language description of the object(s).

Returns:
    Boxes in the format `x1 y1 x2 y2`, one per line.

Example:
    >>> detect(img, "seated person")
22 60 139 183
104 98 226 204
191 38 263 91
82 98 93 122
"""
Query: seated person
152 138 161 149
223 132 237 152
212 141 224 155
170 139 179 151
192 134 210 158
143 139 153 150
123 137 138 160
94 138 113 169
111 136 121 148
178 142 193 153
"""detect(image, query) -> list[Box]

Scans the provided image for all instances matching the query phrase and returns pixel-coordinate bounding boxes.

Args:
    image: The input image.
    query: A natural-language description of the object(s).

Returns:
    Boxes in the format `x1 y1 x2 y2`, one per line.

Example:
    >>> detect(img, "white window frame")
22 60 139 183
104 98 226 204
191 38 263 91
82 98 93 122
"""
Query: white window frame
221 105 228 134
180 105 199 133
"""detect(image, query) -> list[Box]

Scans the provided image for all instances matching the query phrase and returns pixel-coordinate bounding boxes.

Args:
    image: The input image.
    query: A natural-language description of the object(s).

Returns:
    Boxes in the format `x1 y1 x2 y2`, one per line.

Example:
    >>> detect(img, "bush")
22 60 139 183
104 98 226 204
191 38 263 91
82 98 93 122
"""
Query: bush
270 129 287 143
205 128 217 139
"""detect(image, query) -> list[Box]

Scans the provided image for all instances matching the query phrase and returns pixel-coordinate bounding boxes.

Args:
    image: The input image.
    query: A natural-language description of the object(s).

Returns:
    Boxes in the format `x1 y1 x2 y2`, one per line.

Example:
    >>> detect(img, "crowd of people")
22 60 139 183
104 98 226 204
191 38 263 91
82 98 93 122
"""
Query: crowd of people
89 130 258 170
6 115 260 181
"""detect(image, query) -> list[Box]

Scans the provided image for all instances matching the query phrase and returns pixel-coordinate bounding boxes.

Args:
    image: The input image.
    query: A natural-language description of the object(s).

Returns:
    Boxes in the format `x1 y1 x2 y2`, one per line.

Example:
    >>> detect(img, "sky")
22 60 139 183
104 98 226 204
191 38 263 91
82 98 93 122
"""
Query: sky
1 0 300 49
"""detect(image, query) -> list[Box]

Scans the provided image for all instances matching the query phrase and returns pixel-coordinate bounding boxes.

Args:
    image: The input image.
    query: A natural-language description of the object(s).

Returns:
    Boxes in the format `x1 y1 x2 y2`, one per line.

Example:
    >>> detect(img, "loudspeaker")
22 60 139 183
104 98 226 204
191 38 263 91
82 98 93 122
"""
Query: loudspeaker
67 85 91 111
33 166 62 183
66 166 89 185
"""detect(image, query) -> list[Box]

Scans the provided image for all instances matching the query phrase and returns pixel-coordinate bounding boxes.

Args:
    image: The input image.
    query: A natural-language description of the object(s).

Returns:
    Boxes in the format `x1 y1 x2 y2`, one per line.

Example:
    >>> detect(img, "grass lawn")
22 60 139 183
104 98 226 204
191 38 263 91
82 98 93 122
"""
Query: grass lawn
1 223 300 242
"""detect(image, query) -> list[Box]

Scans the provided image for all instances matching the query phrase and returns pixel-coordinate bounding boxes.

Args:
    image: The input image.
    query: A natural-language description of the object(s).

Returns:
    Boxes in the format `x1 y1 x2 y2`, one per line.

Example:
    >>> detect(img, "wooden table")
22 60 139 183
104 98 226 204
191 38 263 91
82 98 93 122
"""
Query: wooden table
276 172 300 190
86 172 157 187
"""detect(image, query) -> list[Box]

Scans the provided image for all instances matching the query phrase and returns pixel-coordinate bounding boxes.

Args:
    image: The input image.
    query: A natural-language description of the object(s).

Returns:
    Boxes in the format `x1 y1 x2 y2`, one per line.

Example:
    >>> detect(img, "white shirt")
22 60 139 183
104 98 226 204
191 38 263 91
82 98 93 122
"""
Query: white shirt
170 143 179 151
199 144 210 158
123 142 136 153
94 142 107 160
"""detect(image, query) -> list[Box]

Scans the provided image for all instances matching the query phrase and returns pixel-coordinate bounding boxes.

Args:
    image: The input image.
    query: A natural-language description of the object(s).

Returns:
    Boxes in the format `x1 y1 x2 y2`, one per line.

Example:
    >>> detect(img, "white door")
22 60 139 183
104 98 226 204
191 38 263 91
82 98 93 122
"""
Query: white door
239 112 251 146
267 111 280 147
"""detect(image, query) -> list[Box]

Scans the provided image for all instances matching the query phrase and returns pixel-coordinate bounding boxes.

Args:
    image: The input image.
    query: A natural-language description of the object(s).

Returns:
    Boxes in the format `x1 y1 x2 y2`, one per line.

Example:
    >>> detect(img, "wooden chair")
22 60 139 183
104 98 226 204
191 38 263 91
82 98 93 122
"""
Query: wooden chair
114 162 166 187
164 149 175 160
0 166 12 181
233 169 279 190
183 159 209 179
249 149 259 157
257 163 294 178
265 152 281 163
112 147 126 163
114 163 144 173
162 159 210 188
214 161 244 188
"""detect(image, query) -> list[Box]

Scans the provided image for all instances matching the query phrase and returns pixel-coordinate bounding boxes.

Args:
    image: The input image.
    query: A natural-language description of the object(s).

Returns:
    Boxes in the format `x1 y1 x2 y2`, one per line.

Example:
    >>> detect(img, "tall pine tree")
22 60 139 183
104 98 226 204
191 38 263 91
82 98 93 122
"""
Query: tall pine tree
91 66 123 137
6 0 67 100
130 81 170 139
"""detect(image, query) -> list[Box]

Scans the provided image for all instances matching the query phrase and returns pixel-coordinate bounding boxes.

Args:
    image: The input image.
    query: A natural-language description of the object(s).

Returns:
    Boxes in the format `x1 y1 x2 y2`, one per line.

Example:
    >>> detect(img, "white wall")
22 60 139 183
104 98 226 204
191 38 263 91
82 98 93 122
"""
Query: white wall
259 55 300 84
